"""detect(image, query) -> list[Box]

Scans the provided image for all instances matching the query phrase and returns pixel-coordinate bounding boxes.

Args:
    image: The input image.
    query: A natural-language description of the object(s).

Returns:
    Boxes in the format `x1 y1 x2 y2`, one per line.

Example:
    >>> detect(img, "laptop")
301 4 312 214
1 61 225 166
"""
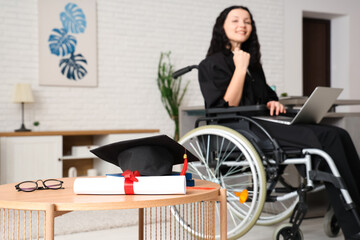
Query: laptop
253 87 343 125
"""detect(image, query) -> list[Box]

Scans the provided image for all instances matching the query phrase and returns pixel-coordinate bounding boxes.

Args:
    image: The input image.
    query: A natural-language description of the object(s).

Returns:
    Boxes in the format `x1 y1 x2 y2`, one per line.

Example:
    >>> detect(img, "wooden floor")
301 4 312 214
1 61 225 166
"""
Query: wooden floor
55 217 344 240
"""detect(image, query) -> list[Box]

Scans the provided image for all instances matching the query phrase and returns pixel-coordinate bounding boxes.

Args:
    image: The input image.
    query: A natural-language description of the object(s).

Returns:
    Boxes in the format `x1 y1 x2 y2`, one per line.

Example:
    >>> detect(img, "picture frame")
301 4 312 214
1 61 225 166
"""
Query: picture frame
38 0 97 87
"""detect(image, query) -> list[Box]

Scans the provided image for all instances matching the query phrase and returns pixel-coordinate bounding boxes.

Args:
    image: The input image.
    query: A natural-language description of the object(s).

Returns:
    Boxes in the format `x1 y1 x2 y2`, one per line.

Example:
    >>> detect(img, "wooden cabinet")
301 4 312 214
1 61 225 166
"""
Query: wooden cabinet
0 136 62 184
0 129 159 184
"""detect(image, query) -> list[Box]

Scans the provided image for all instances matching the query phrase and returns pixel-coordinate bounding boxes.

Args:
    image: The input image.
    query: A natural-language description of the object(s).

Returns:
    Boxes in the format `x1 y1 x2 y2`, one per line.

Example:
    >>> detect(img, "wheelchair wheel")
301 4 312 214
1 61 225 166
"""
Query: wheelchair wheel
324 207 340 237
179 125 267 239
273 223 304 240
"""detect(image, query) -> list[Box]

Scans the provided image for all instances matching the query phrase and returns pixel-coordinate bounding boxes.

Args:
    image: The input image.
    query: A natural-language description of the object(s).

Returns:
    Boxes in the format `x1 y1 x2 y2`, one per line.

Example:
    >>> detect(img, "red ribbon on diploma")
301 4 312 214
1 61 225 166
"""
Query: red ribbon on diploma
121 170 140 194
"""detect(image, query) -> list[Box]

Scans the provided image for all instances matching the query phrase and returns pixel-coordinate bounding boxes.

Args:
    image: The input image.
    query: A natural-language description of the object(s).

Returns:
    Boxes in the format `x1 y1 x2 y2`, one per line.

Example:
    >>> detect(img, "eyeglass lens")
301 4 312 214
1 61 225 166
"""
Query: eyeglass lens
18 181 38 192
44 179 63 189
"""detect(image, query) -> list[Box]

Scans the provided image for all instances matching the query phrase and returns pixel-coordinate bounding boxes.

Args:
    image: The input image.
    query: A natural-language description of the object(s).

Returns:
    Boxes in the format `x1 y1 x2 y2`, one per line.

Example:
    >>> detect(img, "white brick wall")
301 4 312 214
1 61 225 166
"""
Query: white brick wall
0 0 285 136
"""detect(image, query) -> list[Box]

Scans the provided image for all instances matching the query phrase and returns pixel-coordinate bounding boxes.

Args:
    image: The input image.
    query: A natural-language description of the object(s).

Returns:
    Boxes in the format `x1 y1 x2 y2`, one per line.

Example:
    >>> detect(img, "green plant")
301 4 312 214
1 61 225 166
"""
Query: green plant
157 51 189 141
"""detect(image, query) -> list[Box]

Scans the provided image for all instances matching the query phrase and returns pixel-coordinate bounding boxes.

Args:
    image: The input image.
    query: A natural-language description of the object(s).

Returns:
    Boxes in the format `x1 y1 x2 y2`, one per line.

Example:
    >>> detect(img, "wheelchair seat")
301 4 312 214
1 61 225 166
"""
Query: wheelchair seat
199 105 303 162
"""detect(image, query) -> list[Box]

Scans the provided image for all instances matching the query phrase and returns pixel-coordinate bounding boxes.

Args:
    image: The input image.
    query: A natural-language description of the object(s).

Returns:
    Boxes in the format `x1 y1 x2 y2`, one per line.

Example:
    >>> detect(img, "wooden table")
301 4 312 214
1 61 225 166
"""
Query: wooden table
0 177 226 240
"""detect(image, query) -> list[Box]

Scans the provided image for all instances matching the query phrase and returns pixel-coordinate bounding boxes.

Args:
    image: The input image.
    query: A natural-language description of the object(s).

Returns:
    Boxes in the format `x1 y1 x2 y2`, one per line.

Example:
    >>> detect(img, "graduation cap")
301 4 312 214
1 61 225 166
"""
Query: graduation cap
90 135 198 176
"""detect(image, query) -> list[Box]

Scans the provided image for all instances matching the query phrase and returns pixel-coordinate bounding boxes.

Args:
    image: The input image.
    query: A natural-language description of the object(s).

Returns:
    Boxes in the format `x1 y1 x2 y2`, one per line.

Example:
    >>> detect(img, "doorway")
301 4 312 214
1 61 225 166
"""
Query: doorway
302 18 331 96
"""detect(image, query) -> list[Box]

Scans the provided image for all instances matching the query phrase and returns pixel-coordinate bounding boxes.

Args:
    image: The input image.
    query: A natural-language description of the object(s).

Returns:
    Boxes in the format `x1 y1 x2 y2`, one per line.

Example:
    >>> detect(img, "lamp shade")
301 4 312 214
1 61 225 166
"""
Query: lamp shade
12 83 34 103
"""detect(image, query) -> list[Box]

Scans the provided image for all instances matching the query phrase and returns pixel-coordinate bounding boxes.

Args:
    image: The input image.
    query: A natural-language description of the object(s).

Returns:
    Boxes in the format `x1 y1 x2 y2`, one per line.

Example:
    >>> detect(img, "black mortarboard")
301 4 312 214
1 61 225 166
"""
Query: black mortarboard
90 135 198 176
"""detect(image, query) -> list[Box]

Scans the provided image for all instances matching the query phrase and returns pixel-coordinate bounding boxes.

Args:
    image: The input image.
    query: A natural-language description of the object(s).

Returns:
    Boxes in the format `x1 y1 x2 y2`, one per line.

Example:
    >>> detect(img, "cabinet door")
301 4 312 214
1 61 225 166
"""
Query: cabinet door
0 136 62 184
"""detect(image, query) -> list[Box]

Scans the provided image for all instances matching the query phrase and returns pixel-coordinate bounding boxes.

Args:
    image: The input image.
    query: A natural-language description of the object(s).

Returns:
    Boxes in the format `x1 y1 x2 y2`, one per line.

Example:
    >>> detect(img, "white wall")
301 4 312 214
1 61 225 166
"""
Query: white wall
0 0 358 136
0 0 284 136
284 0 360 104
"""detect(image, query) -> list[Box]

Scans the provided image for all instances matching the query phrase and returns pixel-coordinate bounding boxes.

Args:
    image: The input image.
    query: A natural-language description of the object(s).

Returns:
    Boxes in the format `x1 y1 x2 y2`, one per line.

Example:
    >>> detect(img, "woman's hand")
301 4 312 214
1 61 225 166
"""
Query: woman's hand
266 101 286 116
233 48 250 72
224 48 250 106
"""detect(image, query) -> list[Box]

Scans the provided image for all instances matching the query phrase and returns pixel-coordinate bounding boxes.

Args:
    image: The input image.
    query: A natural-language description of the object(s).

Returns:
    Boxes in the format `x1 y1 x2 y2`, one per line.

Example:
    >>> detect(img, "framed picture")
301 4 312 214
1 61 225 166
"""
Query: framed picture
38 0 97 87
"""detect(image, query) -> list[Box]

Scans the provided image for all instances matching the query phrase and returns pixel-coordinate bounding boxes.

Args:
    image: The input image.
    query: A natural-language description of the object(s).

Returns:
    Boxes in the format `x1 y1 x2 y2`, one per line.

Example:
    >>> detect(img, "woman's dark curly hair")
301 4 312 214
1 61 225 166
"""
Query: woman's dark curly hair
206 6 262 68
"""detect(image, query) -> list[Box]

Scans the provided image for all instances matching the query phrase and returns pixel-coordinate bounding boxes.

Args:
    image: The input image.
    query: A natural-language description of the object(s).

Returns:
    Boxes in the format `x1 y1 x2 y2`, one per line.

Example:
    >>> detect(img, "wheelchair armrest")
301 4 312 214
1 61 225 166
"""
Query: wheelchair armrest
206 105 269 117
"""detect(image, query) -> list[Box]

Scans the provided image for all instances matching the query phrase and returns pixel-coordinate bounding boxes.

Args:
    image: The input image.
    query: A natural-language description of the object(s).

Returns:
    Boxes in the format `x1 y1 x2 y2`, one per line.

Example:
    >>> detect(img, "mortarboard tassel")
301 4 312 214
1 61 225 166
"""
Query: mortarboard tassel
180 148 188 176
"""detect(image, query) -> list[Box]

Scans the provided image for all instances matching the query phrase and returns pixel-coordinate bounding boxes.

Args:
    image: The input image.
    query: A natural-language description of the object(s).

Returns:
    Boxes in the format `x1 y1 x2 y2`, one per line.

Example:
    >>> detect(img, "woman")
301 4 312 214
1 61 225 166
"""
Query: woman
198 5 360 239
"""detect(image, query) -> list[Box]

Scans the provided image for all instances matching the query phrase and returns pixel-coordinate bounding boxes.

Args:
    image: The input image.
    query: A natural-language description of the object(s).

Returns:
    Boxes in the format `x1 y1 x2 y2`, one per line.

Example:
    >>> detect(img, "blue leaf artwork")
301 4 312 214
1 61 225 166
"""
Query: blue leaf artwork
60 3 87 34
48 28 77 56
48 2 88 81
59 53 88 80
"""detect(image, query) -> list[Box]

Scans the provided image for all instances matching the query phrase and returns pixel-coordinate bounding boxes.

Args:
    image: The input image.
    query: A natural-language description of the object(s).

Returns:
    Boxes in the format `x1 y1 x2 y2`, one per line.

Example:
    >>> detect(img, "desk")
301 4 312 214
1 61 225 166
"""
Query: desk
0 177 226 240
279 97 360 108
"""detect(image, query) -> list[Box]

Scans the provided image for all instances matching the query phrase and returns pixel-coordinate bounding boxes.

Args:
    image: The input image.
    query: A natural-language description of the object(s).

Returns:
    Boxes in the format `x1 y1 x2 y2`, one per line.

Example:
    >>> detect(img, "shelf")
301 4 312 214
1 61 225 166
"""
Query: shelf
60 155 97 160
0 129 160 137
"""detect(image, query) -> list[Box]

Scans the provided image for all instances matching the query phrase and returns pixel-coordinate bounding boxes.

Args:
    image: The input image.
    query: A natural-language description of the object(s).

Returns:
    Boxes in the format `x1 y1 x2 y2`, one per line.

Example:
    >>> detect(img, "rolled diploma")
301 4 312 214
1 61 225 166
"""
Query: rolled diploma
74 175 186 195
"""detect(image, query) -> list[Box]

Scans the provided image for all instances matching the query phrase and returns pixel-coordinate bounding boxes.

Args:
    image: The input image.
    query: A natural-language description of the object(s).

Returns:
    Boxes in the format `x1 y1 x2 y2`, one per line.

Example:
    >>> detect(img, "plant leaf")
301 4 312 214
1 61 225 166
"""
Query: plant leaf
59 52 87 80
156 51 189 138
48 28 77 56
60 3 87 34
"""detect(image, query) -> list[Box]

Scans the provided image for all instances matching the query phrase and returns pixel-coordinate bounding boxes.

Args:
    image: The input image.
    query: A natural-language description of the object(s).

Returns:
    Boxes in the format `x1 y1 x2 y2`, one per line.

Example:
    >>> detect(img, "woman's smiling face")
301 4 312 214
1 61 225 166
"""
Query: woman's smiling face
223 8 252 50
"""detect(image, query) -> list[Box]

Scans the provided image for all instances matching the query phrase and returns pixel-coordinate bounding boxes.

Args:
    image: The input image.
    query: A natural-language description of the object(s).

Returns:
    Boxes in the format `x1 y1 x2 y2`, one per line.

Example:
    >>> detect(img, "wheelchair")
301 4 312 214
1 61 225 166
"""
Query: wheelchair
178 104 358 240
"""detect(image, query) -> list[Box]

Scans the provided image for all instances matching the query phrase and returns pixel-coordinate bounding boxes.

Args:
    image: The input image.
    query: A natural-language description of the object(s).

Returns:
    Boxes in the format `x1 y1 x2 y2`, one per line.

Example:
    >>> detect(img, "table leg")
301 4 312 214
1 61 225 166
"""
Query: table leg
45 204 55 240
220 188 227 240
138 208 144 240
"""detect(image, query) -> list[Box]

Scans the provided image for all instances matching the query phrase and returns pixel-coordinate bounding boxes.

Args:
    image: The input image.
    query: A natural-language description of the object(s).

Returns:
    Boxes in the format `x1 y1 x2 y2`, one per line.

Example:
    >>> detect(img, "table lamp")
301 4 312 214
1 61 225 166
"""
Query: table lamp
12 83 34 132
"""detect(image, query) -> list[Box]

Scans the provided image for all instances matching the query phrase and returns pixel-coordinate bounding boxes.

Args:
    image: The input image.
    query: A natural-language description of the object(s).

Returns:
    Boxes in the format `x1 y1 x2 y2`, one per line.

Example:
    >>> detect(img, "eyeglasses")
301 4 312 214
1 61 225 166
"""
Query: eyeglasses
15 179 64 192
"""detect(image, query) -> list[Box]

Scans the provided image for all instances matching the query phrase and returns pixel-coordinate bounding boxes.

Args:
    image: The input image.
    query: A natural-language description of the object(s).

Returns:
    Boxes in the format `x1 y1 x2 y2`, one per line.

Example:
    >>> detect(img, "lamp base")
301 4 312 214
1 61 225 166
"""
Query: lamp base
15 124 31 132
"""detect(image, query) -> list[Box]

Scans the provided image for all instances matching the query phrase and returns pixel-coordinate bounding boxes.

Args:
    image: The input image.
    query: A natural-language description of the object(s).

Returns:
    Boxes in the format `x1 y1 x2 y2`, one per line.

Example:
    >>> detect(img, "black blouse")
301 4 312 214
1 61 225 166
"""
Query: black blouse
198 50 278 108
